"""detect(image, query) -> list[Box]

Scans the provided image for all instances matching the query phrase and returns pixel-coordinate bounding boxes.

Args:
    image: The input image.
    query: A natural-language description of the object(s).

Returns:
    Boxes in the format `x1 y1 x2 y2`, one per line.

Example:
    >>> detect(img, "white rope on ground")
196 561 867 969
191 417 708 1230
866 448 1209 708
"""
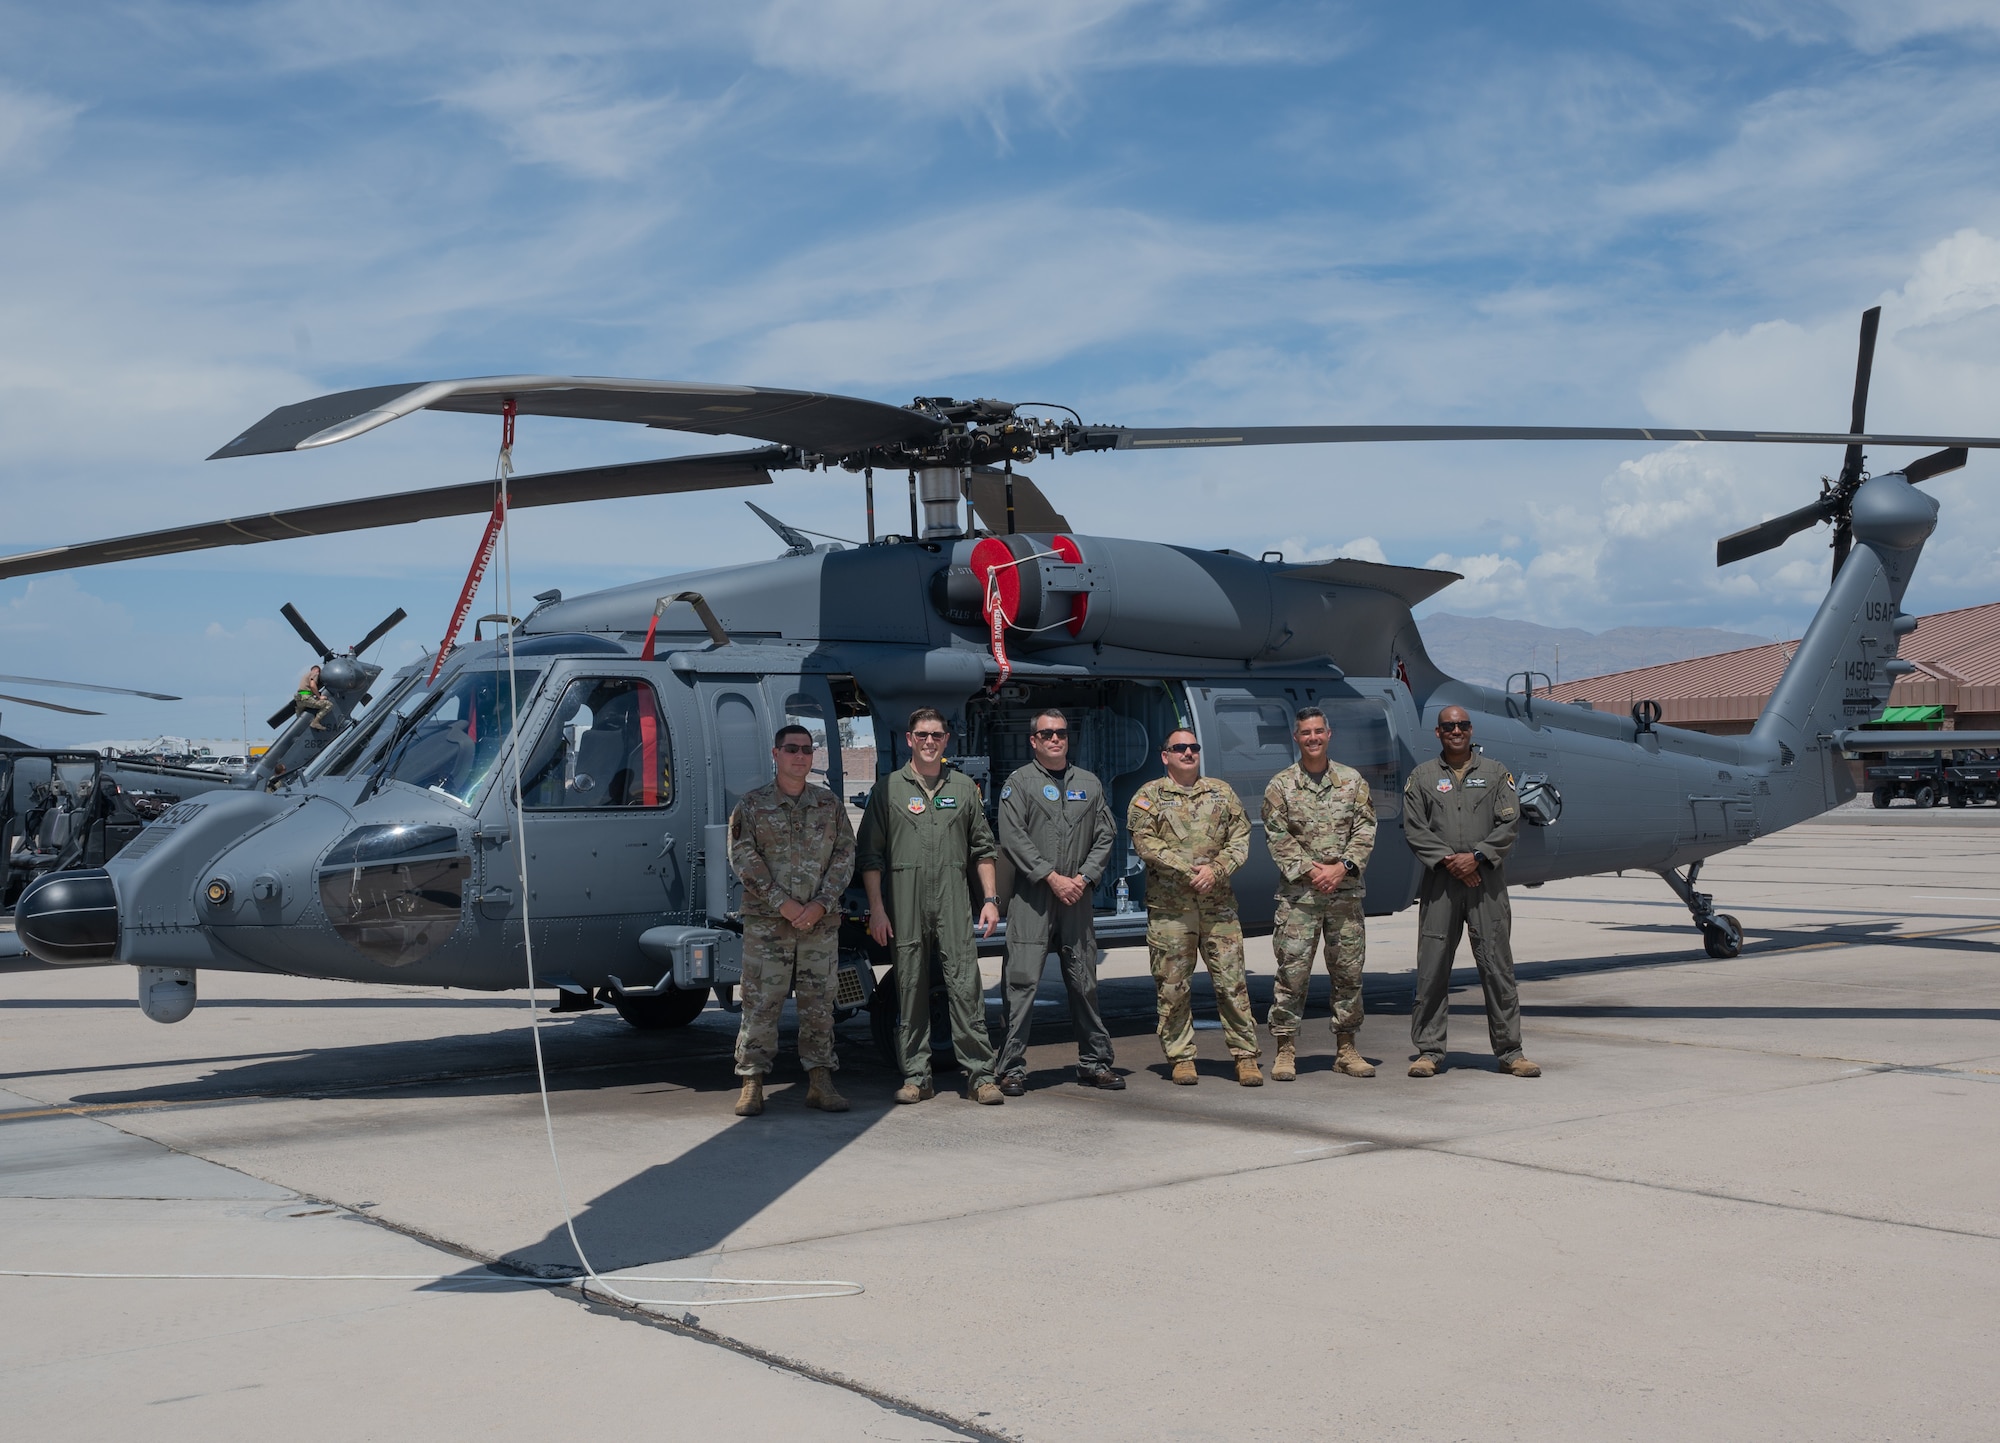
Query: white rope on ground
0 423 862 1313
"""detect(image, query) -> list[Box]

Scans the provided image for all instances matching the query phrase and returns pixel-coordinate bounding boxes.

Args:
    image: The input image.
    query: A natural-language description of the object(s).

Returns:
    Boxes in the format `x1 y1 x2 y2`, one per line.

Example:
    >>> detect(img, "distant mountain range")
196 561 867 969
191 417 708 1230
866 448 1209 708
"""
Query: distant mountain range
1415 613 1771 688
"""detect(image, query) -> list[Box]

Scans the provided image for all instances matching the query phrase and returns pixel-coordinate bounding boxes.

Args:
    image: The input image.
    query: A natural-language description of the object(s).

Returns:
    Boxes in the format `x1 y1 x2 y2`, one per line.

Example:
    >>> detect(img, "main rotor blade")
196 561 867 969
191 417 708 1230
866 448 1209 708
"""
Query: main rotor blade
210 379 942 459
1094 423 2000 451
0 691 103 717
353 608 408 656
1716 499 1832 567
0 449 780 583
281 603 335 661
1841 306 1882 488
1903 446 1968 485
0 674 180 701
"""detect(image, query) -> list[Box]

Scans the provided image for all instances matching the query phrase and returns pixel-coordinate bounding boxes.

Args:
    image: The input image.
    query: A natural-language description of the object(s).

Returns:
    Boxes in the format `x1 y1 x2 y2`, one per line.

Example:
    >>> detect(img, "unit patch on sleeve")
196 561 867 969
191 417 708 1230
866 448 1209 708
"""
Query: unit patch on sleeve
1134 795 1152 810
1001 786 1012 799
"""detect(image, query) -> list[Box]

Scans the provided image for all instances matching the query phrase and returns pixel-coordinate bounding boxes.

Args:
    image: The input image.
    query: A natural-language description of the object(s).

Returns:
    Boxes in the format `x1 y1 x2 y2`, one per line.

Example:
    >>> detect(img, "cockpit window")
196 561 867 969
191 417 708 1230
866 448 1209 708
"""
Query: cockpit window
377 666 541 805
313 669 424 779
520 677 673 810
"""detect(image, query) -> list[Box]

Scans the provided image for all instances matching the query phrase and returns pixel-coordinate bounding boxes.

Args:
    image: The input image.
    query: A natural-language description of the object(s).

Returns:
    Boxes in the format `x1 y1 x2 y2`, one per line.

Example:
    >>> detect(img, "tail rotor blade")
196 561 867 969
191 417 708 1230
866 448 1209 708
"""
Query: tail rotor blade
281 603 335 660
353 607 408 656
1716 499 1831 567
1903 446 1968 485
1840 306 1882 487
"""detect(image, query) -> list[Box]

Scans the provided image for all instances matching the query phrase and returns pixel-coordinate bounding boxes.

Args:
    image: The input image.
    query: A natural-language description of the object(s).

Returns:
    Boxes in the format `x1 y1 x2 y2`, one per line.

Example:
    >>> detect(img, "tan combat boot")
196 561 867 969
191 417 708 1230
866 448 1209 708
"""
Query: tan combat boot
1407 1055 1440 1078
1335 1032 1376 1078
970 1080 1006 1105
1171 1059 1199 1085
893 1080 935 1105
1271 1038 1297 1082
805 1067 850 1112
733 1077 765 1116
1499 1056 1542 1078
1236 1056 1264 1087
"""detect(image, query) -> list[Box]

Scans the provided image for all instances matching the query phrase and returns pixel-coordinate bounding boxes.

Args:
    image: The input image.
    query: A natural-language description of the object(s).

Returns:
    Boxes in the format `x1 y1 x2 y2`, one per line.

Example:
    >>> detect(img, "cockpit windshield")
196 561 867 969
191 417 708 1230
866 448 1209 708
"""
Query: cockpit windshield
375 666 541 805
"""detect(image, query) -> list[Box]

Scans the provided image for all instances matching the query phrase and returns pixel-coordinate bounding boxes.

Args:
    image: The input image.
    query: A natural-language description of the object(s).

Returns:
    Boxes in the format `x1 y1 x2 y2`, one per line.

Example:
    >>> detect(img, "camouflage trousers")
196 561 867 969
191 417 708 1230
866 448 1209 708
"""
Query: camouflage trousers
1268 889 1366 1037
1146 898 1260 1061
733 917 839 1078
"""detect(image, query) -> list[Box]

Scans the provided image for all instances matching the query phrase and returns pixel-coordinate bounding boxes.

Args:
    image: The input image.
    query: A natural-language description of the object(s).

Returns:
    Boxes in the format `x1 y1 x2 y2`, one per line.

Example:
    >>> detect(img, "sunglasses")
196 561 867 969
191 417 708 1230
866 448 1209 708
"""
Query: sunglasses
911 729 950 741
1032 728 1069 740
775 743 815 755
1166 742 1202 755
1437 721 1472 733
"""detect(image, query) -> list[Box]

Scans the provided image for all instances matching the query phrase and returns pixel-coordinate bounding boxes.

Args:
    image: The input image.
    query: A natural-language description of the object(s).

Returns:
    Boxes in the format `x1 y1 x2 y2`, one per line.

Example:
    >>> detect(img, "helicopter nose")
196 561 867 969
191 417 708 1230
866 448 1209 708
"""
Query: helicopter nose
16 868 120 964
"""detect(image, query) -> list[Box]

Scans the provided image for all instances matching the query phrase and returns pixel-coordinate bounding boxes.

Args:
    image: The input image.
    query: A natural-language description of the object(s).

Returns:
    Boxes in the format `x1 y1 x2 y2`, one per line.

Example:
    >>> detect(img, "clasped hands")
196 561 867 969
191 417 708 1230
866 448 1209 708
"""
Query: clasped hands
1443 851 1483 885
778 897 829 932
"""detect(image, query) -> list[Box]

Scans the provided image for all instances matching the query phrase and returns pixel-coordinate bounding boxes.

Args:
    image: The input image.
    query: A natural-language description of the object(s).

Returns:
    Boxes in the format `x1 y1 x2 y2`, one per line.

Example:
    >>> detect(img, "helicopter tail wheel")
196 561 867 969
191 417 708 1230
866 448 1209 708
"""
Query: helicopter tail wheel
609 980 709 1030
1703 914 1744 959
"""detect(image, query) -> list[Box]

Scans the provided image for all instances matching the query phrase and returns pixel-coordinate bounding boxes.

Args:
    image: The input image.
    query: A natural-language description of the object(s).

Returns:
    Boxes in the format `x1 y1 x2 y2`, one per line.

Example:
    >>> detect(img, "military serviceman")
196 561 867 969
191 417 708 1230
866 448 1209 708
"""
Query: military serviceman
996 709 1120 1094
729 724 858 1118
1402 704 1542 1078
1127 727 1264 1086
859 708 1006 1105
1262 706 1377 1082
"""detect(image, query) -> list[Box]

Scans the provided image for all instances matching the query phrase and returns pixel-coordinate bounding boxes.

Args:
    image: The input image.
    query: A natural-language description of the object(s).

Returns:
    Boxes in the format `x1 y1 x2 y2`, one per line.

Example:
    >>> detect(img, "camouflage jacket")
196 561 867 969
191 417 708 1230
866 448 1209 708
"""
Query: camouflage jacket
729 779 857 921
1403 753 1519 874
1263 760 1376 898
1127 775 1250 908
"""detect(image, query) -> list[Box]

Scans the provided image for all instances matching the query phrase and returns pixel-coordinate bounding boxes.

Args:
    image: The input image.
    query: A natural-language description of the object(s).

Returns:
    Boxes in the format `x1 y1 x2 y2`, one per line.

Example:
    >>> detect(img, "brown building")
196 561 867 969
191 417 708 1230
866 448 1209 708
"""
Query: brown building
1548 599 2000 738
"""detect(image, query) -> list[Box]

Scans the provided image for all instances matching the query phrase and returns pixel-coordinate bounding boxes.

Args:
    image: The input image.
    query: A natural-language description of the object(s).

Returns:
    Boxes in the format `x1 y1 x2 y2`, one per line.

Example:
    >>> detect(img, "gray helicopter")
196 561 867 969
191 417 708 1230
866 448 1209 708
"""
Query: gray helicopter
8 308 1998 1052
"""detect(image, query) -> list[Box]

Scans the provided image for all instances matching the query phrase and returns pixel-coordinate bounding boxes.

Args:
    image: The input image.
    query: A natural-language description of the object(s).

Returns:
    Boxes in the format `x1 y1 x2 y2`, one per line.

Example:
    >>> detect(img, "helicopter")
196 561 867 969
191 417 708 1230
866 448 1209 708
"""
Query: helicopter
8 307 2000 1059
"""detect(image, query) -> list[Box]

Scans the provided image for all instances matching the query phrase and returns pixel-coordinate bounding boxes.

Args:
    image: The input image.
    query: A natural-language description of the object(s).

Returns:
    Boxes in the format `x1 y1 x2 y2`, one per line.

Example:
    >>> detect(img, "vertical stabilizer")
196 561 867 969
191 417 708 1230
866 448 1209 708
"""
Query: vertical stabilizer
1753 473 1938 822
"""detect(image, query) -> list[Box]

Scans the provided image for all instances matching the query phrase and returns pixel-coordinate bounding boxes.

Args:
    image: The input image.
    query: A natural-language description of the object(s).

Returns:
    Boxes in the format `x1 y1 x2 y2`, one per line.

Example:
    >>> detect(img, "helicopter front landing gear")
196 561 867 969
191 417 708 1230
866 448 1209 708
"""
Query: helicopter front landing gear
1657 861 1743 958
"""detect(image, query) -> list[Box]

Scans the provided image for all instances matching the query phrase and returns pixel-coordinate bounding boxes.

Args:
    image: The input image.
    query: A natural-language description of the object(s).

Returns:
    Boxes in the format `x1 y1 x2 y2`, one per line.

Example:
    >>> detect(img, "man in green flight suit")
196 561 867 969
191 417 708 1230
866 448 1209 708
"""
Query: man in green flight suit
1402 704 1542 1078
859 707 1005 1105
1262 706 1377 1082
1127 727 1264 1087
996 708 1120 1095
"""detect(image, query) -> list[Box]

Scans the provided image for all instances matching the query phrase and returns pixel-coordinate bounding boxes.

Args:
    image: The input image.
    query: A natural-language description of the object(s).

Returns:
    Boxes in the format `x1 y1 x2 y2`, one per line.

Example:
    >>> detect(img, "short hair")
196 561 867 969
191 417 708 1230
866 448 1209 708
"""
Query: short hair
906 706 948 733
1032 708 1069 728
1293 706 1327 728
773 723 812 748
1163 726 1198 747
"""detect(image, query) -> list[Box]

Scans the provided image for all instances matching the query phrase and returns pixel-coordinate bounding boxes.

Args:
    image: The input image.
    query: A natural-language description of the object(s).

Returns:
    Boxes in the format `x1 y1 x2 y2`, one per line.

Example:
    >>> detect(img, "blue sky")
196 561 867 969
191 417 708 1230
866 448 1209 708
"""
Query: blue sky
3 1 1999 742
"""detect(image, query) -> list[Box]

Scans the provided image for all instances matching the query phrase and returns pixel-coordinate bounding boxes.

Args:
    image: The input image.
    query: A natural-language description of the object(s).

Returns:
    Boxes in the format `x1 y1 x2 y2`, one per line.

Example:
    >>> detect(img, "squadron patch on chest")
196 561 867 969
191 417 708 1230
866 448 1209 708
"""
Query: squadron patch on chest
1043 783 1061 800
1436 779 1453 793
907 797 927 814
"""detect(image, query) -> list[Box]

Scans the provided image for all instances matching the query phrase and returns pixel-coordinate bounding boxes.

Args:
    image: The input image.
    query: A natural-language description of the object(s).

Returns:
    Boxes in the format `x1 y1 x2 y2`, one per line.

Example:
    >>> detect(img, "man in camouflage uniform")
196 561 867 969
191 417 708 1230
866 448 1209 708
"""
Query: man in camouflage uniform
859 708 1006 1105
1263 706 1377 1082
729 723 857 1117
1403 704 1541 1079
996 708 1120 1094
1128 727 1264 1087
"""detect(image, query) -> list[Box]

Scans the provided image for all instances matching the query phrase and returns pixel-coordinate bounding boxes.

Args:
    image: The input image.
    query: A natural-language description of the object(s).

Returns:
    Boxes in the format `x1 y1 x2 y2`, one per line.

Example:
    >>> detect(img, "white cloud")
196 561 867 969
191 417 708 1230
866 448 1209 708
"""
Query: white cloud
0 85 81 170
438 62 728 179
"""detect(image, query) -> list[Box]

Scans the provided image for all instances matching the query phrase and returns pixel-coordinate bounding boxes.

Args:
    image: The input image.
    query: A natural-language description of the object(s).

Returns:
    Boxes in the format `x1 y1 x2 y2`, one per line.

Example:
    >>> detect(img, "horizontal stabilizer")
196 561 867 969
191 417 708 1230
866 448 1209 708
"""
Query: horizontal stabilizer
1834 730 2000 753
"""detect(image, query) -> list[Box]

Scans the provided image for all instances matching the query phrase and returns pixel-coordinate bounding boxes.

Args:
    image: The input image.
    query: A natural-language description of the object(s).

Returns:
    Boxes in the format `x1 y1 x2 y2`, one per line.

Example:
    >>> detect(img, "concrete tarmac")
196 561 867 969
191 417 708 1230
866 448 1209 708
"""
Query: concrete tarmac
4 804 1998 1440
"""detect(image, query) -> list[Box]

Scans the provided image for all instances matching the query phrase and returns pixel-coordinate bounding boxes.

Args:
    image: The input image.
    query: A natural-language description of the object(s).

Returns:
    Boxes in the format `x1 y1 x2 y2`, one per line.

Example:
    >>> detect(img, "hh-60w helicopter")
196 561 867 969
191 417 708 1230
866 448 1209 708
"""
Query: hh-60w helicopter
9 307 1999 1053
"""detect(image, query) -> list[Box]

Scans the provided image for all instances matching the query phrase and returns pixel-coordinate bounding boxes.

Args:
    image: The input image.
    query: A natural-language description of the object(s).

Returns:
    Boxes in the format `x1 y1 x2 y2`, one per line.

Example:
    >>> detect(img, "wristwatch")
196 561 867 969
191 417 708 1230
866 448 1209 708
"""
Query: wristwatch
1335 858 1354 871
983 895 1000 906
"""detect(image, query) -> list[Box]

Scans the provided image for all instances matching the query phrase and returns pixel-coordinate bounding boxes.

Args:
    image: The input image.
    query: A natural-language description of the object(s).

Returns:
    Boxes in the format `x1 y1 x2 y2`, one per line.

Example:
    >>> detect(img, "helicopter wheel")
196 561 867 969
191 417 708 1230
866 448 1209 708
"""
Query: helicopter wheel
1702 914 1743 959
609 980 709 1030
